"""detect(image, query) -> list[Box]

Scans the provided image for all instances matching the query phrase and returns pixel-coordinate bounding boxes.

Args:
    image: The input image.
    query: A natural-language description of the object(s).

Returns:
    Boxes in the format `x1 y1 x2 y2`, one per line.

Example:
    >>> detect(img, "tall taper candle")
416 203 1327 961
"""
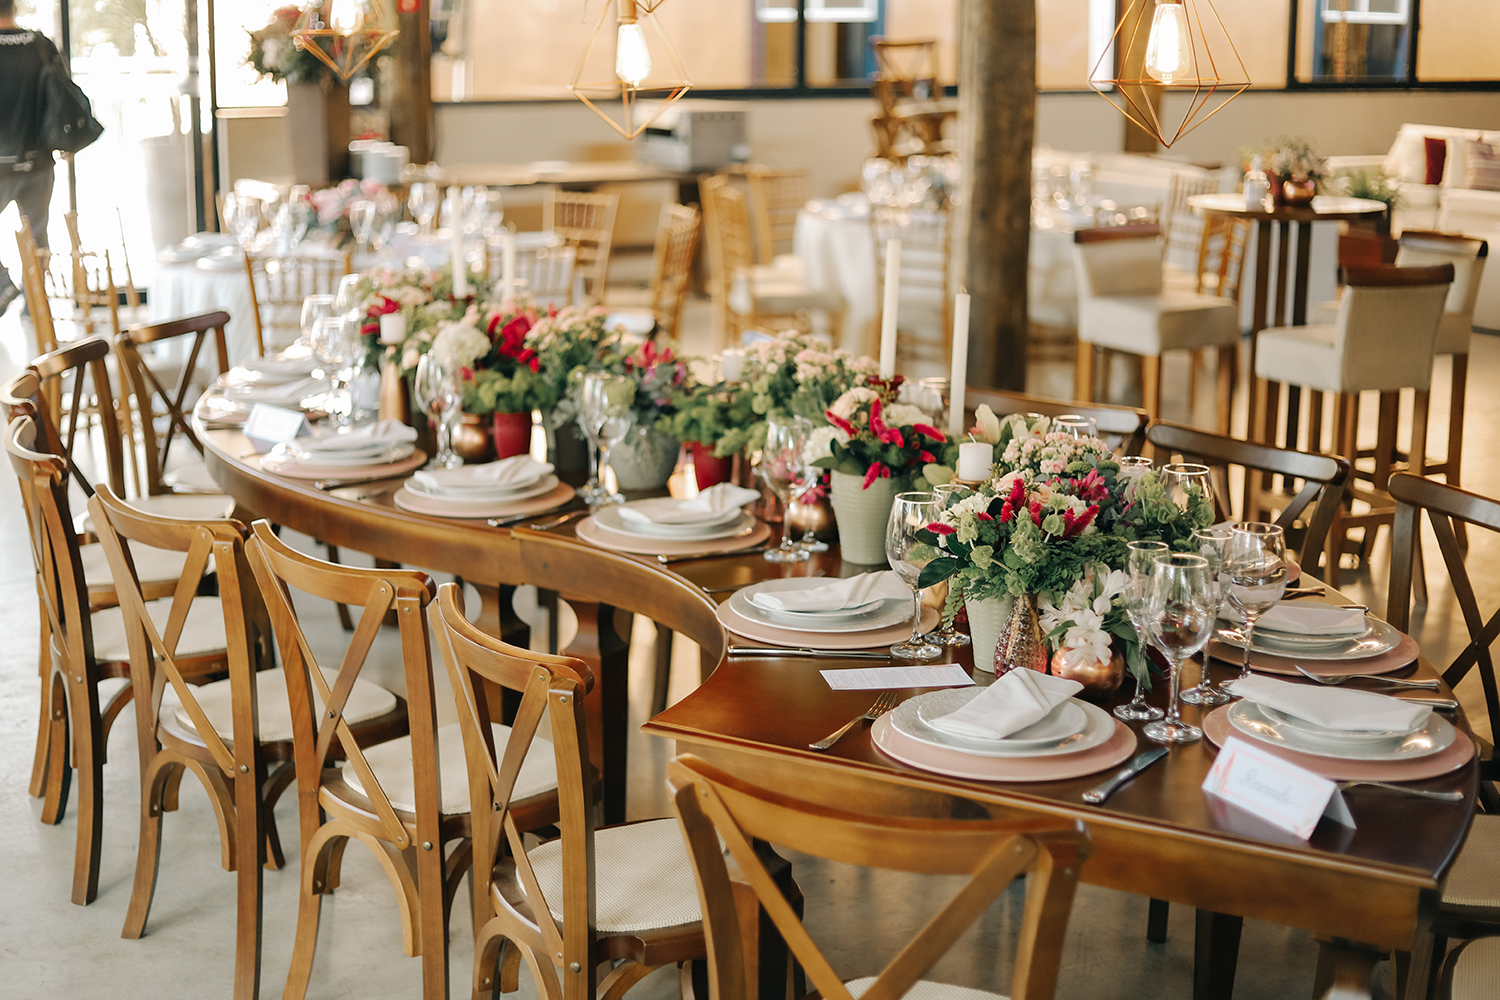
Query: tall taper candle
501 230 516 302
878 238 901 378
948 290 971 437
448 186 468 299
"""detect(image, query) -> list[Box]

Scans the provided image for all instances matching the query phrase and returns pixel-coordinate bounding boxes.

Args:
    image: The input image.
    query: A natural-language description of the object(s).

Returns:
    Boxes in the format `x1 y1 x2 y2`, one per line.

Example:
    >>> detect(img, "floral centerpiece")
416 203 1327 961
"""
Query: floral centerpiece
664 382 757 489
353 262 494 375
308 179 391 248
597 340 692 489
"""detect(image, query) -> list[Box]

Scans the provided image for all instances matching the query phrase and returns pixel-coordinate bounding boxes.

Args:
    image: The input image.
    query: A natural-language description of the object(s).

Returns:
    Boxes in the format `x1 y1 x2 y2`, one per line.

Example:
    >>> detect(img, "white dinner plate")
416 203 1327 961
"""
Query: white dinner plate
1227 700 1455 761
746 593 887 619
1214 616 1402 661
917 692 1089 749
592 506 755 542
272 442 415 467
728 583 911 634
404 474 559 507
596 502 745 538
889 689 1115 759
1257 705 1426 747
406 473 554 499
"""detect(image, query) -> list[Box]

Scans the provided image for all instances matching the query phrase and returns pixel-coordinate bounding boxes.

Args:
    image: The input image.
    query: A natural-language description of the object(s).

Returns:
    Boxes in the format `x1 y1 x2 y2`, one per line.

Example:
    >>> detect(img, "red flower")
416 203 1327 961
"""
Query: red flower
976 511 994 521
869 399 904 447
1071 468 1109 504
912 423 946 442
919 450 935 464
998 478 1026 523
926 522 956 535
825 410 857 437
1061 504 1099 538
862 462 891 489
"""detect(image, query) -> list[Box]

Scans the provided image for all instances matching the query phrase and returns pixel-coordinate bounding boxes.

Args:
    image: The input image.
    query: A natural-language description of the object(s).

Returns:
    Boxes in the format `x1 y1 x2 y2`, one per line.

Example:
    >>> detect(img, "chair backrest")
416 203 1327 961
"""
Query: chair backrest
116 311 231 496
244 251 350 356
1333 264 1453 393
649 202 701 341
1194 216 1250 303
517 244 578 308
11 336 127 500
1073 224 1164 298
1387 473 1500 740
1146 420 1351 573
965 386 1149 457
1395 231 1488 353
246 520 437 855
543 190 619 304
869 37 941 111
744 167 808 264
873 205 952 363
700 175 754 343
1162 173 1219 265
668 754 1090 1000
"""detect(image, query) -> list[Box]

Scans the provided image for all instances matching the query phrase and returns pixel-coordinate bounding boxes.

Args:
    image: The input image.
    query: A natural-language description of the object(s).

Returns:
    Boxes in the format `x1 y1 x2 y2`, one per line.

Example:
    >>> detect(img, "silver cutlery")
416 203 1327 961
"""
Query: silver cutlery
809 691 898 750
1336 780 1464 803
729 645 892 660
526 510 588 531
486 510 575 529
1294 664 1441 690
314 474 407 490
1282 586 1327 599
659 545 770 565
1081 748 1169 805
1394 696 1459 710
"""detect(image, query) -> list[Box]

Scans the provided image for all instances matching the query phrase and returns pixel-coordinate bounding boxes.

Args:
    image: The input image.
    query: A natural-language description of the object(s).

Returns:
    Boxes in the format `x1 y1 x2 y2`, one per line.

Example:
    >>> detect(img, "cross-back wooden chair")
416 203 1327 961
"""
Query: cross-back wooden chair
743 166 807 265
964 386 1149 458
1145 421 1350 578
88 485 405 1000
431 581 706 1000
868 37 955 161
17 221 64 361
668 754 1090 1000
872 204 952 367
5 414 231 905
247 521 500 1000
544 190 619 305
244 250 350 356
648 202 701 341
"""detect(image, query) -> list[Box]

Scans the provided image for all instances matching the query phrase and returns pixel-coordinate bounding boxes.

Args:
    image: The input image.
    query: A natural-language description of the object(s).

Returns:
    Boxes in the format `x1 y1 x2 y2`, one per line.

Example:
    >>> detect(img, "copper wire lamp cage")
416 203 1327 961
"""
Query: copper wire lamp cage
570 0 693 140
292 0 401 82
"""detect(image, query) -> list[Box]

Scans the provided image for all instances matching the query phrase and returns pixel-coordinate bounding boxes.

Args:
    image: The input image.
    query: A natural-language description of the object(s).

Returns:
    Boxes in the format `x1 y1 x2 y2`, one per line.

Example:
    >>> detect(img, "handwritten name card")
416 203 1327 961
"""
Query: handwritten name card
821 664 975 691
1202 737 1354 840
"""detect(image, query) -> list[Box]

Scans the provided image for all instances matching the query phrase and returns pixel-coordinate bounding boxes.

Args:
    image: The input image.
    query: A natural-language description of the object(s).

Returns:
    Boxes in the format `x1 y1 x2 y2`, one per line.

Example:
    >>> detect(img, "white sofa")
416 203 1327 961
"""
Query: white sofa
1328 123 1500 329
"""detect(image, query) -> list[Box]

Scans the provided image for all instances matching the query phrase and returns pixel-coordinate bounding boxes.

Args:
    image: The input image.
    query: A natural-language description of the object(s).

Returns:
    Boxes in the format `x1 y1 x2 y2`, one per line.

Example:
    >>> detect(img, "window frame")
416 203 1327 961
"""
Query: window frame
1286 0 1500 89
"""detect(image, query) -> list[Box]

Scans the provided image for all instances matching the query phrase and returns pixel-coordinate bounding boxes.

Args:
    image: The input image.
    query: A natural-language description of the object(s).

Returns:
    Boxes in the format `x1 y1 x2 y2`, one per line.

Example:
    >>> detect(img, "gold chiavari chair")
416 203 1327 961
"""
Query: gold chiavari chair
608 202 701 341
243 250 351 356
744 165 808 265
544 189 619 305
872 203 952 367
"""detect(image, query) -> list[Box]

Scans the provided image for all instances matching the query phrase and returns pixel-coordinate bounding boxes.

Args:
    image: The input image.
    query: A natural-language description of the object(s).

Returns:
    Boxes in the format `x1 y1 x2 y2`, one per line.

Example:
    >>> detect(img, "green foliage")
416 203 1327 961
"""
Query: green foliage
462 366 556 416
665 383 755 452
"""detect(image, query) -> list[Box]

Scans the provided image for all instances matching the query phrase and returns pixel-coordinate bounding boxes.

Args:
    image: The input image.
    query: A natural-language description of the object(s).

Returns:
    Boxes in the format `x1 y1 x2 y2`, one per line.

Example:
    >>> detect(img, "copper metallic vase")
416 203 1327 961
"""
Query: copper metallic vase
451 413 494 463
1050 647 1126 702
994 594 1049 675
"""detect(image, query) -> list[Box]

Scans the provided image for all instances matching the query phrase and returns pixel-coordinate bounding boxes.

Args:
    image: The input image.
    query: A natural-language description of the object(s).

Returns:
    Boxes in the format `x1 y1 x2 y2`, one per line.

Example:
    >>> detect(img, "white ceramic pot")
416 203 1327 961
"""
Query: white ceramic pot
964 594 1015 673
828 470 898 565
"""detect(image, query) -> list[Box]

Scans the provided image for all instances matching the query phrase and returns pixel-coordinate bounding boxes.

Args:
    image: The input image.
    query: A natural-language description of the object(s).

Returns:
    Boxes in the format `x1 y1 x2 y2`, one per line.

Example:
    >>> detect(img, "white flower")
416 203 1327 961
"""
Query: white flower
431 319 489 368
802 424 847 463
883 403 927 429
828 386 879 420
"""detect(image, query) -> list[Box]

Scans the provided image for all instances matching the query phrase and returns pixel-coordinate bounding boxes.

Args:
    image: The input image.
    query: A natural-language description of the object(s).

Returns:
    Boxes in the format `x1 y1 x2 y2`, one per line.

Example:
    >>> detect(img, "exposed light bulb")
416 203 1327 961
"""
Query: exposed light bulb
328 0 365 35
615 21 652 86
1144 0 1194 85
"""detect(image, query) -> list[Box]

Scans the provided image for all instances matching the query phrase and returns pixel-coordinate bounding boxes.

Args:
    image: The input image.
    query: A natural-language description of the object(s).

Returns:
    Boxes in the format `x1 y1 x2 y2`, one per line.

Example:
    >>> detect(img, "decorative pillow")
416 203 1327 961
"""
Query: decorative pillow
1465 141 1500 192
1424 136 1448 186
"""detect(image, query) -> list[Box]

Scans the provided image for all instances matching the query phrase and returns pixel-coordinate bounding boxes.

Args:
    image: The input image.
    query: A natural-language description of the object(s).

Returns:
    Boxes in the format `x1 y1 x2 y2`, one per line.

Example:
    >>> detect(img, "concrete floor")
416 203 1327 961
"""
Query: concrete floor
1 257 1494 998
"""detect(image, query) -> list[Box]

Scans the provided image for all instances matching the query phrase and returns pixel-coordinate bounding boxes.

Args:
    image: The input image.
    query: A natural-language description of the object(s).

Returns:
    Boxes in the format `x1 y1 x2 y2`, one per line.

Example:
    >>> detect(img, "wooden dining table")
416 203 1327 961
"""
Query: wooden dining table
198 410 1476 1000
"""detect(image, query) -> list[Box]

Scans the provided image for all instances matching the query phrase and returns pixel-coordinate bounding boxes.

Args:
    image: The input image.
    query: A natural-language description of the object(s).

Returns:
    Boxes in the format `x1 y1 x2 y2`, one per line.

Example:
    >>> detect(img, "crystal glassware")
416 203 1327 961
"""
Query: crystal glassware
414 352 463 469
886 491 943 661
1052 413 1098 438
222 192 261 249
924 483 971 647
1141 552 1217 745
1160 462 1217 518
350 199 377 256
1114 540 1169 722
409 182 439 235
299 293 336 346
1222 522 1289 692
760 416 812 563
1179 526 1236 707
333 273 362 316
578 372 635 506
311 315 357 428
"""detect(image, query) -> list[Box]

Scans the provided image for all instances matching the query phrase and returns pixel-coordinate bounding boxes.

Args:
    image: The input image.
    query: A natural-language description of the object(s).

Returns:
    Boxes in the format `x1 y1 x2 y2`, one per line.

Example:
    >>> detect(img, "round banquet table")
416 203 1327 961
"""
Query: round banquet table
199 409 1474 1000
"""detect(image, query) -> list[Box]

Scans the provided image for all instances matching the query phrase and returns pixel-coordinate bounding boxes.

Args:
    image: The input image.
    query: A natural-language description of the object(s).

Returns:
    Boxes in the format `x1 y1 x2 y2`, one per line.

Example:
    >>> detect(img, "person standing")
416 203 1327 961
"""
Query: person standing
0 0 61 316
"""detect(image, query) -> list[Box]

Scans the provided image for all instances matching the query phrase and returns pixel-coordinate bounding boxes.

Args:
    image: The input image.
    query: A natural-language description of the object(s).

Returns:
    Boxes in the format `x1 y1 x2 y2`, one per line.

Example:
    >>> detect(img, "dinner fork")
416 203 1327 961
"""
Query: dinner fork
1336 781 1464 803
809 691 898 750
1294 664 1441 690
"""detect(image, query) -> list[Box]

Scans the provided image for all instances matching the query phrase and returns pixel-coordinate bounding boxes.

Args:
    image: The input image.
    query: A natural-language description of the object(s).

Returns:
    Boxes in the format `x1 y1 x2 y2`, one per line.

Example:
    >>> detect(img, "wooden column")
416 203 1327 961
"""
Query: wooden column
390 0 434 164
956 0 1035 392
1120 0 1164 154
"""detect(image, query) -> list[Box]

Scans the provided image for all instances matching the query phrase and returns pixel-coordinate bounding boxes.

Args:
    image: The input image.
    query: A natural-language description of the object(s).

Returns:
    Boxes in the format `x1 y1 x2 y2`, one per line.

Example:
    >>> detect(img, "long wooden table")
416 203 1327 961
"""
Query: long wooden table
201 417 1476 1000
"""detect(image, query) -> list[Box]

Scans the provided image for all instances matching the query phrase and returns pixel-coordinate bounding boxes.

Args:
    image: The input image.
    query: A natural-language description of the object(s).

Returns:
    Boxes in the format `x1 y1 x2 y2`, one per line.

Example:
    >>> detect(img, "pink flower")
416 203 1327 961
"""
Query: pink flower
862 462 891 489
926 522 956 535
825 410 857 437
912 423 946 442
976 511 994 521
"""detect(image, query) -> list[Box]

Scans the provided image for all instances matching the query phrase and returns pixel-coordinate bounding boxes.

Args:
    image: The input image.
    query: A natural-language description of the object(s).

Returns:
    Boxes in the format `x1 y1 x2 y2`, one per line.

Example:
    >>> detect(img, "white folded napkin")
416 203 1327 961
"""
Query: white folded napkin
225 375 325 406
412 454 554 493
1246 604 1367 636
1234 676 1431 733
238 355 320 379
750 571 910 614
299 420 417 454
928 669 1084 741
616 483 762 526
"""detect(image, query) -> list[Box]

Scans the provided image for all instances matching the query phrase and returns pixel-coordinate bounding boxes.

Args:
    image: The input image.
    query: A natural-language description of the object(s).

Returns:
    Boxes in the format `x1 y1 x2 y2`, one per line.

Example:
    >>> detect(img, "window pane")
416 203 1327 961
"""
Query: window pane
1295 0 1411 82
1416 0 1500 81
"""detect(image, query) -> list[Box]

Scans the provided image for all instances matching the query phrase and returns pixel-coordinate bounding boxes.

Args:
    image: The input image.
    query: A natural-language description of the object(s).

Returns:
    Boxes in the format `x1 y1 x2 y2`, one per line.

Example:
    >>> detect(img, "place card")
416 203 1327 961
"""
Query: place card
820 664 975 691
242 404 312 447
1201 736 1355 840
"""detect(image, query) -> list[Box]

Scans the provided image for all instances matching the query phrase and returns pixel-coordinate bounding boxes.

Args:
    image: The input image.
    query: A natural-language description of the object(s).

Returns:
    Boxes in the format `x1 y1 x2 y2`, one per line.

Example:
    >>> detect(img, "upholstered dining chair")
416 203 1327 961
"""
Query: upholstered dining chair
1072 223 1241 429
963 386 1149 457
430 581 706 1000
668 754 1090 1000
544 189 620 304
1255 263 1453 586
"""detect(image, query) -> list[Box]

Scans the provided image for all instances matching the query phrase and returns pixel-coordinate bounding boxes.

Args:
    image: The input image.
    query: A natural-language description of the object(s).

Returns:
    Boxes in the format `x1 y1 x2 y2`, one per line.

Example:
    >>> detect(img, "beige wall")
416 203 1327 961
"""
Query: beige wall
1417 0 1500 81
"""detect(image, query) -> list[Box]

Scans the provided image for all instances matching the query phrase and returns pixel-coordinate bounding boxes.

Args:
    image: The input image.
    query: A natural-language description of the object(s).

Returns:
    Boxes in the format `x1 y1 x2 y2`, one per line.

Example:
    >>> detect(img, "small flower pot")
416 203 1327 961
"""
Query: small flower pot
964 595 1014 674
452 413 493 463
828 470 898 565
689 442 734 491
491 410 532 460
1282 177 1317 206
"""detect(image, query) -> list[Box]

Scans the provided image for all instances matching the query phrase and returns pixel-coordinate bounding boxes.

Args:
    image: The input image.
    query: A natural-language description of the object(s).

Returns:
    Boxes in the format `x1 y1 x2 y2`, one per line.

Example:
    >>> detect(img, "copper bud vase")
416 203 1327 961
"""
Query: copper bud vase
1050 648 1126 702
994 594 1049 675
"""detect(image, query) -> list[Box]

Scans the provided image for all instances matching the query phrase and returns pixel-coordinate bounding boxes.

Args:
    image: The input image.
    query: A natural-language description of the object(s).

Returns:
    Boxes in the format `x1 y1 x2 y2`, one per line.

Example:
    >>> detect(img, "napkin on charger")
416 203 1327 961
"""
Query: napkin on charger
224 376 326 406
749 571 910 614
1234 676 1431 733
616 483 761 526
1241 603 1367 636
928 669 1084 741
225 355 319 383
297 420 417 454
412 454 553 492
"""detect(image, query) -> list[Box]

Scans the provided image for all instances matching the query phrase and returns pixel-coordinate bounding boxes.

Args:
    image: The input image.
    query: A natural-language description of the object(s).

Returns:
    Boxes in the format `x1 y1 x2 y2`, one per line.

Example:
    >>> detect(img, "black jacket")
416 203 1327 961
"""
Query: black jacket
0 27 60 161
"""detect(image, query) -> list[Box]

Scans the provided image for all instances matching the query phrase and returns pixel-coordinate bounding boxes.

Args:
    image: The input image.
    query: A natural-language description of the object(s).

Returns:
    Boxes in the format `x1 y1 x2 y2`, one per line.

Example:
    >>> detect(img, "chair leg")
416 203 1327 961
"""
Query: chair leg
1447 353 1468 547
69 677 106 905
282 883 324 1000
1188 349 1200 414
652 625 675 718
29 652 54 799
1305 390 1324 455
122 763 173 939
40 671 72 826
1147 897 1170 943
261 761 297 870
1215 346 1236 436
1141 355 1162 424
1410 390 1431 607
1074 341 1095 402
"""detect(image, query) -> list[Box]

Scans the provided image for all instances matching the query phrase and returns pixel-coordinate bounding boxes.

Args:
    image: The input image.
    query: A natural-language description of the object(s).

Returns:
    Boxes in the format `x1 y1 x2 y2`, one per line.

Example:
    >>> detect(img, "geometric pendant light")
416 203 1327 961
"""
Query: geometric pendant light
570 0 692 140
1088 0 1250 149
292 0 401 82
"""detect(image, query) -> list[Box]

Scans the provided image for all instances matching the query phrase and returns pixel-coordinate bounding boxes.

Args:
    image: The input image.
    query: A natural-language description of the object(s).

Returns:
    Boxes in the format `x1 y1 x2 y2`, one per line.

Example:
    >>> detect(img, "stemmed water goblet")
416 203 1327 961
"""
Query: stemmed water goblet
1179 526 1235 707
223 192 261 249
886 491 943 661
1160 463 1217 518
333 273 362 316
1222 522 1289 692
1113 540 1169 723
299 293 335 347
1053 413 1098 438
1141 552 1218 744
414 352 463 469
350 199 377 256
408 182 439 235
760 416 812 563
579 372 635 506
311 316 358 427
923 483 971 647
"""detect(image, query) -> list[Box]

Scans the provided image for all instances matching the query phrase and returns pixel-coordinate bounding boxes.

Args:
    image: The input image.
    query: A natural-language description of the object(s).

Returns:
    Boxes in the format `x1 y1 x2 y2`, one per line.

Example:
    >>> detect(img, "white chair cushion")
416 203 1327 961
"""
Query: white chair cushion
168 667 398 745
847 978 1004 1000
1440 813 1500 908
1078 292 1239 354
163 460 223 494
90 595 228 663
1254 324 1341 393
1447 936 1500 1000
527 817 702 933
79 539 190 590
344 722 556 816
1309 299 1340 326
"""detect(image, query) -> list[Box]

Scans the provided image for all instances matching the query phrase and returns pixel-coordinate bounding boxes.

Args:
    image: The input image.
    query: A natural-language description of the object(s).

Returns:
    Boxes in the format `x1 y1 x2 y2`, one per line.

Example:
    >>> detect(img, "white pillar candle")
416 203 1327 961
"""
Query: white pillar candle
878 238 901 378
947 291 970 437
378 312 407 345
719 347 746 382
956 441 994 482
448 186 468 299
501 230 516 303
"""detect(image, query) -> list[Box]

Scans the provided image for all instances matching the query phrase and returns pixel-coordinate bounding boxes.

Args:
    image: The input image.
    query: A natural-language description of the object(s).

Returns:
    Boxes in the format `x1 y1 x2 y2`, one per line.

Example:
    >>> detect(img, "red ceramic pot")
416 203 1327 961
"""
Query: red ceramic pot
689 442 733 490
492 410 532 460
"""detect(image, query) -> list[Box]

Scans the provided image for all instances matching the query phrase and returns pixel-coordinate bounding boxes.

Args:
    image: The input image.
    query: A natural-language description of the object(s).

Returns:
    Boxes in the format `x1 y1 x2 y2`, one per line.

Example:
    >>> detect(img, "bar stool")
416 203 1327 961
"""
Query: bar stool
1254 263 1453 586
1072 223 1241 429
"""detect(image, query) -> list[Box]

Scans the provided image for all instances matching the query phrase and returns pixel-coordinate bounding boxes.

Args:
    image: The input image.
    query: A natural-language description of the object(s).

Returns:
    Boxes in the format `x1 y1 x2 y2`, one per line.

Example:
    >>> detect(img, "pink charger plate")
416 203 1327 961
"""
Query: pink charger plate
574 514 772 556
392 482 575 520
870 712 1138 782
259 448 428 480
1202 705 1473 781
1206 630 1420 678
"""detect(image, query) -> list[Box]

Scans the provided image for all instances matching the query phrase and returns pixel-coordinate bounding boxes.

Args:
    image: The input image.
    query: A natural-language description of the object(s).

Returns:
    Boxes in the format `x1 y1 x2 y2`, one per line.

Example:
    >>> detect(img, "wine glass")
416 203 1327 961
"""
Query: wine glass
887 491 943 661
1114 540 1168 723
223 192 261 249
1179 526 1236 707
759 416 812 563
409 182 439 235
794 473 829 554
350 199 377 256
579 372 635 506
923 483 971 647
414 352 463 469
333 273 362 316
1222 522 1289 692
311 315 357 427
300 293 336 346
1053 413 1098 438
1116 454 1153 499
1160 463 1217 518
1141 552 1218 745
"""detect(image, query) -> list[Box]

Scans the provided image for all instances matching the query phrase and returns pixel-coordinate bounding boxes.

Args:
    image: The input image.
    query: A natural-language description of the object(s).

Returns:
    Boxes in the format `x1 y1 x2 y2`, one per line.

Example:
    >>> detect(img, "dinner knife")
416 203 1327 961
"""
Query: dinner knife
659 546 769 565
727 646 892 660
1081 748 1168 805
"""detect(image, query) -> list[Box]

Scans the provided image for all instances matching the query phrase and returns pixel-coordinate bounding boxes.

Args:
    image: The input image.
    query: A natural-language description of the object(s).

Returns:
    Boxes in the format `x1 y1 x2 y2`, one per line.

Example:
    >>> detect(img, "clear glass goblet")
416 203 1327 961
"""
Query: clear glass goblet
1141 553 1217 745
299 294 336 347
414 352 463 469
1223 522 1289 693
1179 526 1236 707
760 416 812 563
924 483 971 647
1052 413 1098 438
579 372 635 506
409 182 439 235
1114 540 1168 722
1160 462 1217 519
310 316 355 427
886 491 943 661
